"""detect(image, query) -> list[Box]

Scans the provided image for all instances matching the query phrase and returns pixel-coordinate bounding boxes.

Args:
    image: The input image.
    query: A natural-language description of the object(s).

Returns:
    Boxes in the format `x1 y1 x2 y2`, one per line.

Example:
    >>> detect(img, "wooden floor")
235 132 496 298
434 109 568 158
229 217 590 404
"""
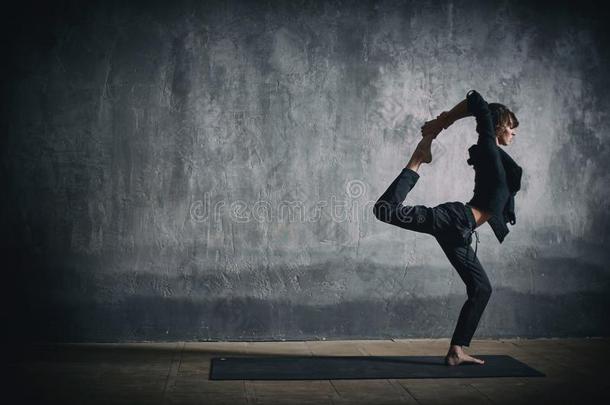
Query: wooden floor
13 338 610 404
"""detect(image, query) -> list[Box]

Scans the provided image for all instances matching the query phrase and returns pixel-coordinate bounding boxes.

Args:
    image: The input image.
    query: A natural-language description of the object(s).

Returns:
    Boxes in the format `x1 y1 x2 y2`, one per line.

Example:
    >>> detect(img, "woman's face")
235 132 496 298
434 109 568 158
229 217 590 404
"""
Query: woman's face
496 120 517 146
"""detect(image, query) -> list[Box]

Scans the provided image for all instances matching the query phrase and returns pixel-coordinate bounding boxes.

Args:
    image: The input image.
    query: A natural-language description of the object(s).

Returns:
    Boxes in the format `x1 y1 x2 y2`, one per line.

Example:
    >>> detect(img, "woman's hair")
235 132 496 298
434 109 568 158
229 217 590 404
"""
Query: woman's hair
488 103 519 130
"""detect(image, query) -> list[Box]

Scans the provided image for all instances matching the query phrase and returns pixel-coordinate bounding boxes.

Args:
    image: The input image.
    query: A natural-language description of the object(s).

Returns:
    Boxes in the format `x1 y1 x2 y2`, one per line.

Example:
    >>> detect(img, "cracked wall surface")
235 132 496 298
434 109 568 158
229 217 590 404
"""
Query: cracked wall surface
2 0 609 342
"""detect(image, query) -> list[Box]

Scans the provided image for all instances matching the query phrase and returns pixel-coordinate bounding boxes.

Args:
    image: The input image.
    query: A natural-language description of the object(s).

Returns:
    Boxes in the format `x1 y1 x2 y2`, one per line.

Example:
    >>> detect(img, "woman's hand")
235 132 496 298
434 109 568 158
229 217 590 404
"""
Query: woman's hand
421 111 450 138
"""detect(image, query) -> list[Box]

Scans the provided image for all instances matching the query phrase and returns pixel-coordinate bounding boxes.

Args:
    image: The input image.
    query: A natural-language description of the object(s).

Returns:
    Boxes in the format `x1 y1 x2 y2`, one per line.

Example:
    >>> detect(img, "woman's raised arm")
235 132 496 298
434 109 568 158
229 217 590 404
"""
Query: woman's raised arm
420 96 471 138
443 98 470 128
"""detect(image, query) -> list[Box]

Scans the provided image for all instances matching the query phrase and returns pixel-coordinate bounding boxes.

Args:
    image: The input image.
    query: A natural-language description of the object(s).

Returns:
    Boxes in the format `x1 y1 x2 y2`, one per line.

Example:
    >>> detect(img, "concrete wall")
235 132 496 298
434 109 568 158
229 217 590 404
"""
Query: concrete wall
3 0 609 343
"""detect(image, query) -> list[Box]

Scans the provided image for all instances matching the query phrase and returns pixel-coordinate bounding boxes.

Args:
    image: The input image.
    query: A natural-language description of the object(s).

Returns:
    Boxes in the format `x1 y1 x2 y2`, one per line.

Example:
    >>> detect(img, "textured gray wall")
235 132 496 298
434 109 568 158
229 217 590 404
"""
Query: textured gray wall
3 0 609 343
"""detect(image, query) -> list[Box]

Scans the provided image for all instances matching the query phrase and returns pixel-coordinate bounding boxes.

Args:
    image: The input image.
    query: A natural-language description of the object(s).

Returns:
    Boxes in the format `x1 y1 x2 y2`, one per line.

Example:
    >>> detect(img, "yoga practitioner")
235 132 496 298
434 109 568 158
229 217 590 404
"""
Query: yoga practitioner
373 90 523 366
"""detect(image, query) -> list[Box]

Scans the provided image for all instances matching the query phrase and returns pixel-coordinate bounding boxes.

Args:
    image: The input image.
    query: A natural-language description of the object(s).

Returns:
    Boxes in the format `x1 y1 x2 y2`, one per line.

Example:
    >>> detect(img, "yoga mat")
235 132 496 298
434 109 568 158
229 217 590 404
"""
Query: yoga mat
209 355 544 380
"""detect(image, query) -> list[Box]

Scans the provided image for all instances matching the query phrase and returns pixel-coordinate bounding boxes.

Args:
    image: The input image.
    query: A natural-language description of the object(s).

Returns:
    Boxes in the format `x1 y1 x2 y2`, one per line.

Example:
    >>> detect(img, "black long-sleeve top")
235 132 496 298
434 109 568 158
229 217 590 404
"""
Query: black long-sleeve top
465 90 523 243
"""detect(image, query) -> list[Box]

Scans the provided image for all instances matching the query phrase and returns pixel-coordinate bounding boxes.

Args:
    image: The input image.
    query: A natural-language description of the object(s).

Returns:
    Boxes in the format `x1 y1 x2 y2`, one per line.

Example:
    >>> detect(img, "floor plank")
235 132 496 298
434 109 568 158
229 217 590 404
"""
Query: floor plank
13 338 609 404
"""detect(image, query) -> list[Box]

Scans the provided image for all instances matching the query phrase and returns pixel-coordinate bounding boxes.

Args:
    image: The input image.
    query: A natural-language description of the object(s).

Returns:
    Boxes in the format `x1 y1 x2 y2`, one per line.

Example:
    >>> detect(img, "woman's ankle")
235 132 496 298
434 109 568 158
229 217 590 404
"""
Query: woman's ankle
406 157 422 172
448 344 464 354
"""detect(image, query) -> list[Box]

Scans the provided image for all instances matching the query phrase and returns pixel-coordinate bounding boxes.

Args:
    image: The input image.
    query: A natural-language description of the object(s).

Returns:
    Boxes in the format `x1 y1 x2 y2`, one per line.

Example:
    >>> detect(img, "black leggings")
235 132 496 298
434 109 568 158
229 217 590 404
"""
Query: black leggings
373 167 491 347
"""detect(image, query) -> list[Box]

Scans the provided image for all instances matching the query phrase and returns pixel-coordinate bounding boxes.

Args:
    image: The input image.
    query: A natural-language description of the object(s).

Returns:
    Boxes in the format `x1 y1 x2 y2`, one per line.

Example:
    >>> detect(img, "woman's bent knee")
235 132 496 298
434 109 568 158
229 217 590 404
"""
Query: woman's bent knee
373 200 392 222
471 283 492 302
480 284 492 301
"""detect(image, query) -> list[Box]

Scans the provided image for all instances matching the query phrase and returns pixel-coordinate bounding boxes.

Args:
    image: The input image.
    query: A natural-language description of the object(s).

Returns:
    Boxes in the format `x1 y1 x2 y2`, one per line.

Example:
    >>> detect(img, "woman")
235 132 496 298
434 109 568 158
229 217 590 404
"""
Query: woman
373 90 523 366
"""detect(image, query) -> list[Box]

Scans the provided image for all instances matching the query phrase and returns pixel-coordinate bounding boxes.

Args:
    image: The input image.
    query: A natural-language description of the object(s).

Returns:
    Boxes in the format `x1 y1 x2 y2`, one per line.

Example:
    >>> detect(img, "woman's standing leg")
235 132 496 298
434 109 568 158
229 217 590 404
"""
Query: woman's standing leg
437 239 492 365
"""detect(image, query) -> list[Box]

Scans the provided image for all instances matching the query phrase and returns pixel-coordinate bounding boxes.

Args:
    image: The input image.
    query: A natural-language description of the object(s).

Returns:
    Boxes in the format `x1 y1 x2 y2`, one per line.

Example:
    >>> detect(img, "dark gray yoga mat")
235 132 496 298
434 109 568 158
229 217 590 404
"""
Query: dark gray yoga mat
210 355 544 380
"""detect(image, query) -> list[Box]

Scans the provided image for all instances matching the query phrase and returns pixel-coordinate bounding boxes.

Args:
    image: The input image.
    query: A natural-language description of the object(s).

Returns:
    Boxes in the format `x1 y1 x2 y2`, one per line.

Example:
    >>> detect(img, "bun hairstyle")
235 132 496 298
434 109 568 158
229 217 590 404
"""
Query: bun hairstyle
488 103 519 131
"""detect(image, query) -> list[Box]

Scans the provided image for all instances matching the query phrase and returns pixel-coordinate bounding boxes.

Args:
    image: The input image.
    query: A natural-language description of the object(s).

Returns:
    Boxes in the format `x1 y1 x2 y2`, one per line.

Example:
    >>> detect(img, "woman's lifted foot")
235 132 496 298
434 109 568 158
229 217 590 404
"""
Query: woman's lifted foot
445 345 485 366
406 134 434 171
415 135 433 163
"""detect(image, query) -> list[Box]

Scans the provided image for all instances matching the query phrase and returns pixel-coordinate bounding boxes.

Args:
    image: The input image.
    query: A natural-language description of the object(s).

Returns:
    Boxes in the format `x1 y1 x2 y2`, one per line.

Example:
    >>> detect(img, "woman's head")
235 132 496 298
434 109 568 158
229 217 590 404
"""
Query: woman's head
489 103 519 146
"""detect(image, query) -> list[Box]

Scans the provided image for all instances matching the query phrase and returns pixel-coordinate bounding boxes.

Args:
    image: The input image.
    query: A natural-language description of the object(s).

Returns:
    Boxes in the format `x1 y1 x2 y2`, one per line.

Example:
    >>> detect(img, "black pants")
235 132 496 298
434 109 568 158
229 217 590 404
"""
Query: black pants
373 167 491 347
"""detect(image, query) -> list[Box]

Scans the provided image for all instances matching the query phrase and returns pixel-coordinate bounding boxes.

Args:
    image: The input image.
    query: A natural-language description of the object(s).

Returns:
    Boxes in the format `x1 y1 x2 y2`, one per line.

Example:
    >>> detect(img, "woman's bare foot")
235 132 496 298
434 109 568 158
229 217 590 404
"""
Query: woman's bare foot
406 134 434 171
445 345 485 366
416 134 433 163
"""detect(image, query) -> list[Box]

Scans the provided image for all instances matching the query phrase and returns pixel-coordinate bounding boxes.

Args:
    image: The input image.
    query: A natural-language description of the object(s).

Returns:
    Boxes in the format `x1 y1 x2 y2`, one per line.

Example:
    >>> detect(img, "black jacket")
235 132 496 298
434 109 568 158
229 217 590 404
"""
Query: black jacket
465 90 523 243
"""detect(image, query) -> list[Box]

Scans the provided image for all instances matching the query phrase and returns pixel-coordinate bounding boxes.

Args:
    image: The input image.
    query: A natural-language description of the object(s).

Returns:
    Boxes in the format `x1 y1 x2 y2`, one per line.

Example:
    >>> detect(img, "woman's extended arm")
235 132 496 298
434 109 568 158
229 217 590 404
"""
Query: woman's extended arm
443 99 470 128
